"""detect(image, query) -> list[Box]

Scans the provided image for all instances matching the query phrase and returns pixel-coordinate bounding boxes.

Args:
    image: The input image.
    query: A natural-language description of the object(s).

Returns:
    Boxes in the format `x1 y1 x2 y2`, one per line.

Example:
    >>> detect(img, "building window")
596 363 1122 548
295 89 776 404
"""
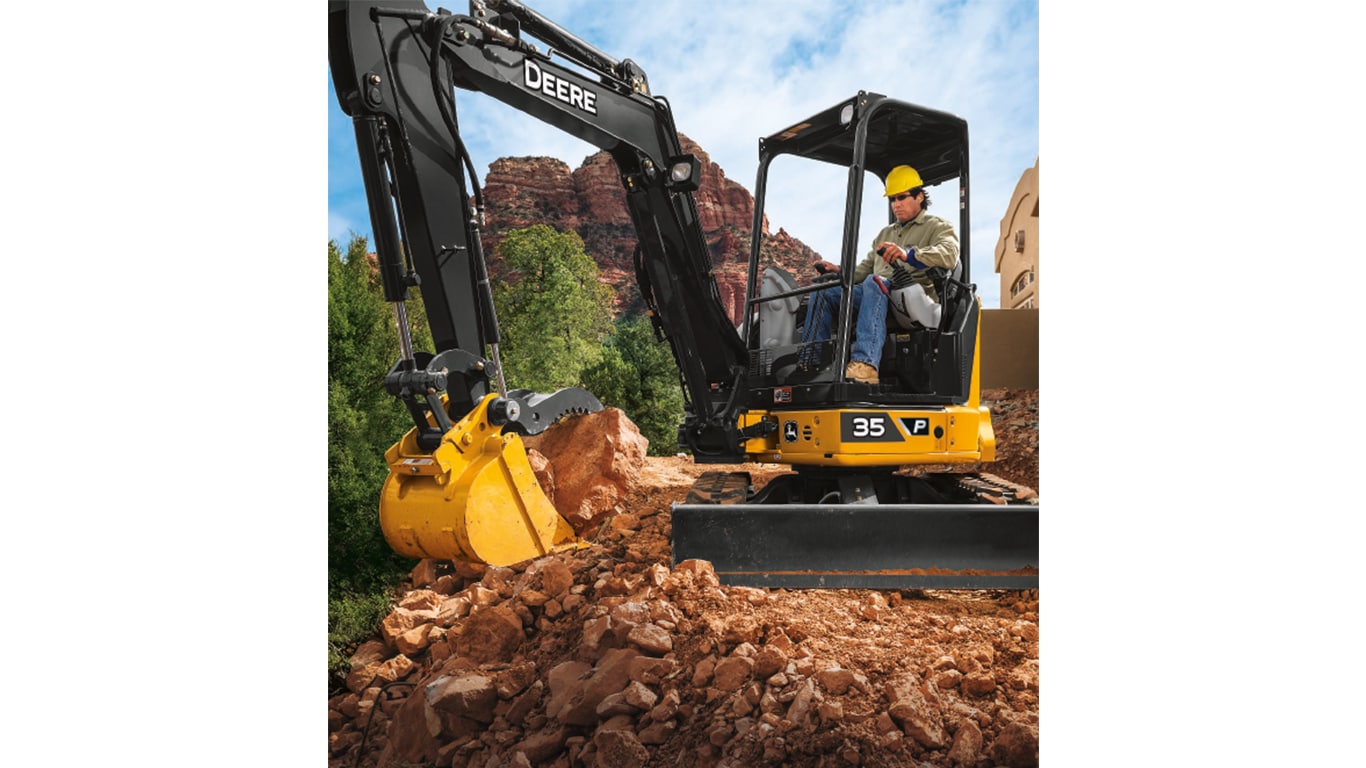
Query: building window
1014 229 1026 252
1009 269 1035 298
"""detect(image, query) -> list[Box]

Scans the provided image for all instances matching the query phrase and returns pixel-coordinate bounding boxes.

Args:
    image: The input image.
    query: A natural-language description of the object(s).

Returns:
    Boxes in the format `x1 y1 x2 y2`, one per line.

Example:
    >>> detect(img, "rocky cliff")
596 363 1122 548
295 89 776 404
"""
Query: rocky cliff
479 136 820 323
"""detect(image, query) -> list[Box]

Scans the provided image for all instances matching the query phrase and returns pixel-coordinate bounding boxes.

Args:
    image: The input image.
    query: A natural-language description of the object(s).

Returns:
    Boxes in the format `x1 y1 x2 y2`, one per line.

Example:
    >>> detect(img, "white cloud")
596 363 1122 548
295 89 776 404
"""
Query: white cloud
329 212 361 247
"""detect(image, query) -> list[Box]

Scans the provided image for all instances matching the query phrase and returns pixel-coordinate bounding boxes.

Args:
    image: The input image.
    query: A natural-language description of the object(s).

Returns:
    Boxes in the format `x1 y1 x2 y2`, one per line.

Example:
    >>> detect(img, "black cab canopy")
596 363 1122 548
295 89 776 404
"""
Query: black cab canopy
759 92 968 188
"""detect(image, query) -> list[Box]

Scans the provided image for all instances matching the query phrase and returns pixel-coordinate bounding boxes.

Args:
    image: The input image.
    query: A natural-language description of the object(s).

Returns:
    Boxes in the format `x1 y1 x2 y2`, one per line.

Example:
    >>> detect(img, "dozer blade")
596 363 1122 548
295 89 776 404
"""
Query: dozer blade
671 502 1038 589
379 393 593 566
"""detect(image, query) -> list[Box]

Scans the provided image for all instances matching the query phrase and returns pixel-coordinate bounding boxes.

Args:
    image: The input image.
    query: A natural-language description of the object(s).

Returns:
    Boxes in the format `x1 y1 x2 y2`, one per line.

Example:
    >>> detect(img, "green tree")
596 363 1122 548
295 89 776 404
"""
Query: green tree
583 313 686 456
492 225 613 391
327 234 430 688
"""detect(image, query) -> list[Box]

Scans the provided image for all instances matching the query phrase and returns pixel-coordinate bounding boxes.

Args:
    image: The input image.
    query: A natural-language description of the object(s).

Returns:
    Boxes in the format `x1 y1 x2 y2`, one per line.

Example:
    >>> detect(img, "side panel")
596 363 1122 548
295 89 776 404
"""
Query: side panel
738 406 988 467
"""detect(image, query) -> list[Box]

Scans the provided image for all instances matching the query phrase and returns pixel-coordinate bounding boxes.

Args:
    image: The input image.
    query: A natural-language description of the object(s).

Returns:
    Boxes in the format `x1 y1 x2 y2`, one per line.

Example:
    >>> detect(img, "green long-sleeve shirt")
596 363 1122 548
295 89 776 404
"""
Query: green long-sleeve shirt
851 212 959 302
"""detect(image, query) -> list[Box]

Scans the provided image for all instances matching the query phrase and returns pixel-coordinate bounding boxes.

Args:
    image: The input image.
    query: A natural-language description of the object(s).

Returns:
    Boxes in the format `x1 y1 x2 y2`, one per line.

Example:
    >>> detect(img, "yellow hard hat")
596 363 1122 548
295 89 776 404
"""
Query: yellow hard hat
883 165 924 197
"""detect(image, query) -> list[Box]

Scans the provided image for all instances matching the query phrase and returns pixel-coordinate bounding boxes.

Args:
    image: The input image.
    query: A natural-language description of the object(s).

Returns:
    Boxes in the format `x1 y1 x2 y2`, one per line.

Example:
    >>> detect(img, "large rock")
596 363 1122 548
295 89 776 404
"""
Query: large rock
523 409 647 535
453 606 525 664
990 721 1039 768
512 726 569 764
554 647 642 726
886 674 947 750
593 728 649 768
426 672 498 723
948 719 984 767
713 656 755 692
380 606 436 648
382 687 444 766
345 640 391 694
537 557 576 598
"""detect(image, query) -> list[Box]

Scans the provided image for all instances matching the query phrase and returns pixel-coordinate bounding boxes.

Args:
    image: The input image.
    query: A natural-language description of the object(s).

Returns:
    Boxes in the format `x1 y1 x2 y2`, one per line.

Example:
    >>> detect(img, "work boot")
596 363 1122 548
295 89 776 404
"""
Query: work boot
844 361 879 384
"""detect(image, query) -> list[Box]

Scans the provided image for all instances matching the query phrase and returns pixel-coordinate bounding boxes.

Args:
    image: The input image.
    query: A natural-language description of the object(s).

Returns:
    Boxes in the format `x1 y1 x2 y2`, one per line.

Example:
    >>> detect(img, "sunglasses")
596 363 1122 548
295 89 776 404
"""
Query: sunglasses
889 188 922 203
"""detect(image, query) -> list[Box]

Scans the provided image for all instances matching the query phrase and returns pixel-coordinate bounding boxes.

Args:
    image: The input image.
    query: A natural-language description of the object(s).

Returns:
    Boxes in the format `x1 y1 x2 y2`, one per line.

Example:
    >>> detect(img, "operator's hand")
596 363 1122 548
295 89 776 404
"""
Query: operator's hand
813 260 839 275
877 243 928 270
876 242 906 264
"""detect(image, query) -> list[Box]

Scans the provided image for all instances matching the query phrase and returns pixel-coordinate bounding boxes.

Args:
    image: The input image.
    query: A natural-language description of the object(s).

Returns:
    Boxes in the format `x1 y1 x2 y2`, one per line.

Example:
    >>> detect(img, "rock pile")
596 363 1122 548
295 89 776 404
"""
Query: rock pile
328 407 1041 768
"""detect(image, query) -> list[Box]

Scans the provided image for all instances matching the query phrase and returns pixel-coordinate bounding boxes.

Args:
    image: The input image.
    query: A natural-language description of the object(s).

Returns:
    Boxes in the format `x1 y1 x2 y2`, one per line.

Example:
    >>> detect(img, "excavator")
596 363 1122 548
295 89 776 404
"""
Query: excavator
328 0 1038 589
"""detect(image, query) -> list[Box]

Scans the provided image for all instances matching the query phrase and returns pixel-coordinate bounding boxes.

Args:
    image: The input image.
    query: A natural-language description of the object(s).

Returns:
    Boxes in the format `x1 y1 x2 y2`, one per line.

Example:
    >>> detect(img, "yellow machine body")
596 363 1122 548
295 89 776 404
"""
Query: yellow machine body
378 394 584 565
739 403 994 467
739 306 996 467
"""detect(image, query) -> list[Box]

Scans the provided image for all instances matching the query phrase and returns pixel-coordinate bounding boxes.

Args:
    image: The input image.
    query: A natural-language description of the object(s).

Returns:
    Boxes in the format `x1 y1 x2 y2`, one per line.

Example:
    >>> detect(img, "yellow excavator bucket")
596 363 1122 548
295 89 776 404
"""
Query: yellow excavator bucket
378 394 584 565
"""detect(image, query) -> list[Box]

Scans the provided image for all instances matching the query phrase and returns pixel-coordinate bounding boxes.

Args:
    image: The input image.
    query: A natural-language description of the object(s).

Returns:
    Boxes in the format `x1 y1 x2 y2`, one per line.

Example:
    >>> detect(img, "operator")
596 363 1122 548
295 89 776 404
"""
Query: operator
805 164 960 384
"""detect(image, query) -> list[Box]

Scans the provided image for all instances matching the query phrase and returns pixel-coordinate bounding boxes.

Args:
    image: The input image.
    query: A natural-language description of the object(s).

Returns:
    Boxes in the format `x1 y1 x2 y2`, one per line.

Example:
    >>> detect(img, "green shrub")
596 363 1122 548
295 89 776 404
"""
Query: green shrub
327 587 398 692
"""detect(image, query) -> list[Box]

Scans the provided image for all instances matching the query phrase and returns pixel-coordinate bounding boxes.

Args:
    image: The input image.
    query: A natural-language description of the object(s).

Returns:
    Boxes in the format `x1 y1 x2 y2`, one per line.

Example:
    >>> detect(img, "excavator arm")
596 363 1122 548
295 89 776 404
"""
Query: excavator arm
330 0 752 456
329 0 756 564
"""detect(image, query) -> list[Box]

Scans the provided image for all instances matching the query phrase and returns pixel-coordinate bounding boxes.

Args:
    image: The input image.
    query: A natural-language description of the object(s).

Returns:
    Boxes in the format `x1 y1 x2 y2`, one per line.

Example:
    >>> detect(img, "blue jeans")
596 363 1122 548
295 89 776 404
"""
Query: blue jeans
802 277 888 369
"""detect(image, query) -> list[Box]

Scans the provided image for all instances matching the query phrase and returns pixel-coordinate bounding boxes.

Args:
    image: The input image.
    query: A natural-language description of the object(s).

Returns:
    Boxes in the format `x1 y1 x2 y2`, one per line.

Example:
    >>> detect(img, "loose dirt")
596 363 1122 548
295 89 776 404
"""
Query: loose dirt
329 389 1039 768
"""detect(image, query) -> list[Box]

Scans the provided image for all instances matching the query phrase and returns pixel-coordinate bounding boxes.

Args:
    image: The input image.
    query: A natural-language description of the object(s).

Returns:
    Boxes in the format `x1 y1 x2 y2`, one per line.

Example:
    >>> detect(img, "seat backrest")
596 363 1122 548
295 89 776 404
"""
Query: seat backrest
757 266 801 348
939 260 965 327
886 259 966 331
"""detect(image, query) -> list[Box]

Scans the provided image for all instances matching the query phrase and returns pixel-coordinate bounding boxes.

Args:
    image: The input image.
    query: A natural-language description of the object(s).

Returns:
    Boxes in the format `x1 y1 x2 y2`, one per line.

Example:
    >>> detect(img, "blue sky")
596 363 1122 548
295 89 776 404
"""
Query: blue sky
328 0 1039 309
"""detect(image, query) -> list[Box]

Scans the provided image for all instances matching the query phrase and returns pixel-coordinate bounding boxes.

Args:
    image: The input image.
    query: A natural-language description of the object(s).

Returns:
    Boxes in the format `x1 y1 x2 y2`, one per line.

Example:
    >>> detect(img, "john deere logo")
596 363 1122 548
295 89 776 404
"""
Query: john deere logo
524 60 598 115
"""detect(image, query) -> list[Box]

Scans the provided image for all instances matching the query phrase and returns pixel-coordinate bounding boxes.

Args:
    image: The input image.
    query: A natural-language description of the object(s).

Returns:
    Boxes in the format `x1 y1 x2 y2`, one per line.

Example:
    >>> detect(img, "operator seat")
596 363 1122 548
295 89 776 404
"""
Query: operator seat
887 260 963 331
757 265 801 348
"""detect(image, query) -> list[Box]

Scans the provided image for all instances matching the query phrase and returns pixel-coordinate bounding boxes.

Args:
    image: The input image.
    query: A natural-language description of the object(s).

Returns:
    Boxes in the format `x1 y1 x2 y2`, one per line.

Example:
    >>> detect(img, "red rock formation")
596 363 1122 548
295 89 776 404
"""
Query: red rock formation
483 156 582 230
479 135 820 324
571 152 630 228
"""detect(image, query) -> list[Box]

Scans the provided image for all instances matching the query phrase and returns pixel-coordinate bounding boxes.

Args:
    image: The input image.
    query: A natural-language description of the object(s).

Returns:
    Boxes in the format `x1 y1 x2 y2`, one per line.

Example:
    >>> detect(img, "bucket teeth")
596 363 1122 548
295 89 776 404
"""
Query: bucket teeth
502 387 604 435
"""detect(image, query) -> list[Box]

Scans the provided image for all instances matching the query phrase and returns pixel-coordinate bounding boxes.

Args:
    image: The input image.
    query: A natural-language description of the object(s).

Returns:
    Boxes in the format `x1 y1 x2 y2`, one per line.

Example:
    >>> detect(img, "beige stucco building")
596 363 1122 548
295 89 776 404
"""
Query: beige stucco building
994 158 1039 309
